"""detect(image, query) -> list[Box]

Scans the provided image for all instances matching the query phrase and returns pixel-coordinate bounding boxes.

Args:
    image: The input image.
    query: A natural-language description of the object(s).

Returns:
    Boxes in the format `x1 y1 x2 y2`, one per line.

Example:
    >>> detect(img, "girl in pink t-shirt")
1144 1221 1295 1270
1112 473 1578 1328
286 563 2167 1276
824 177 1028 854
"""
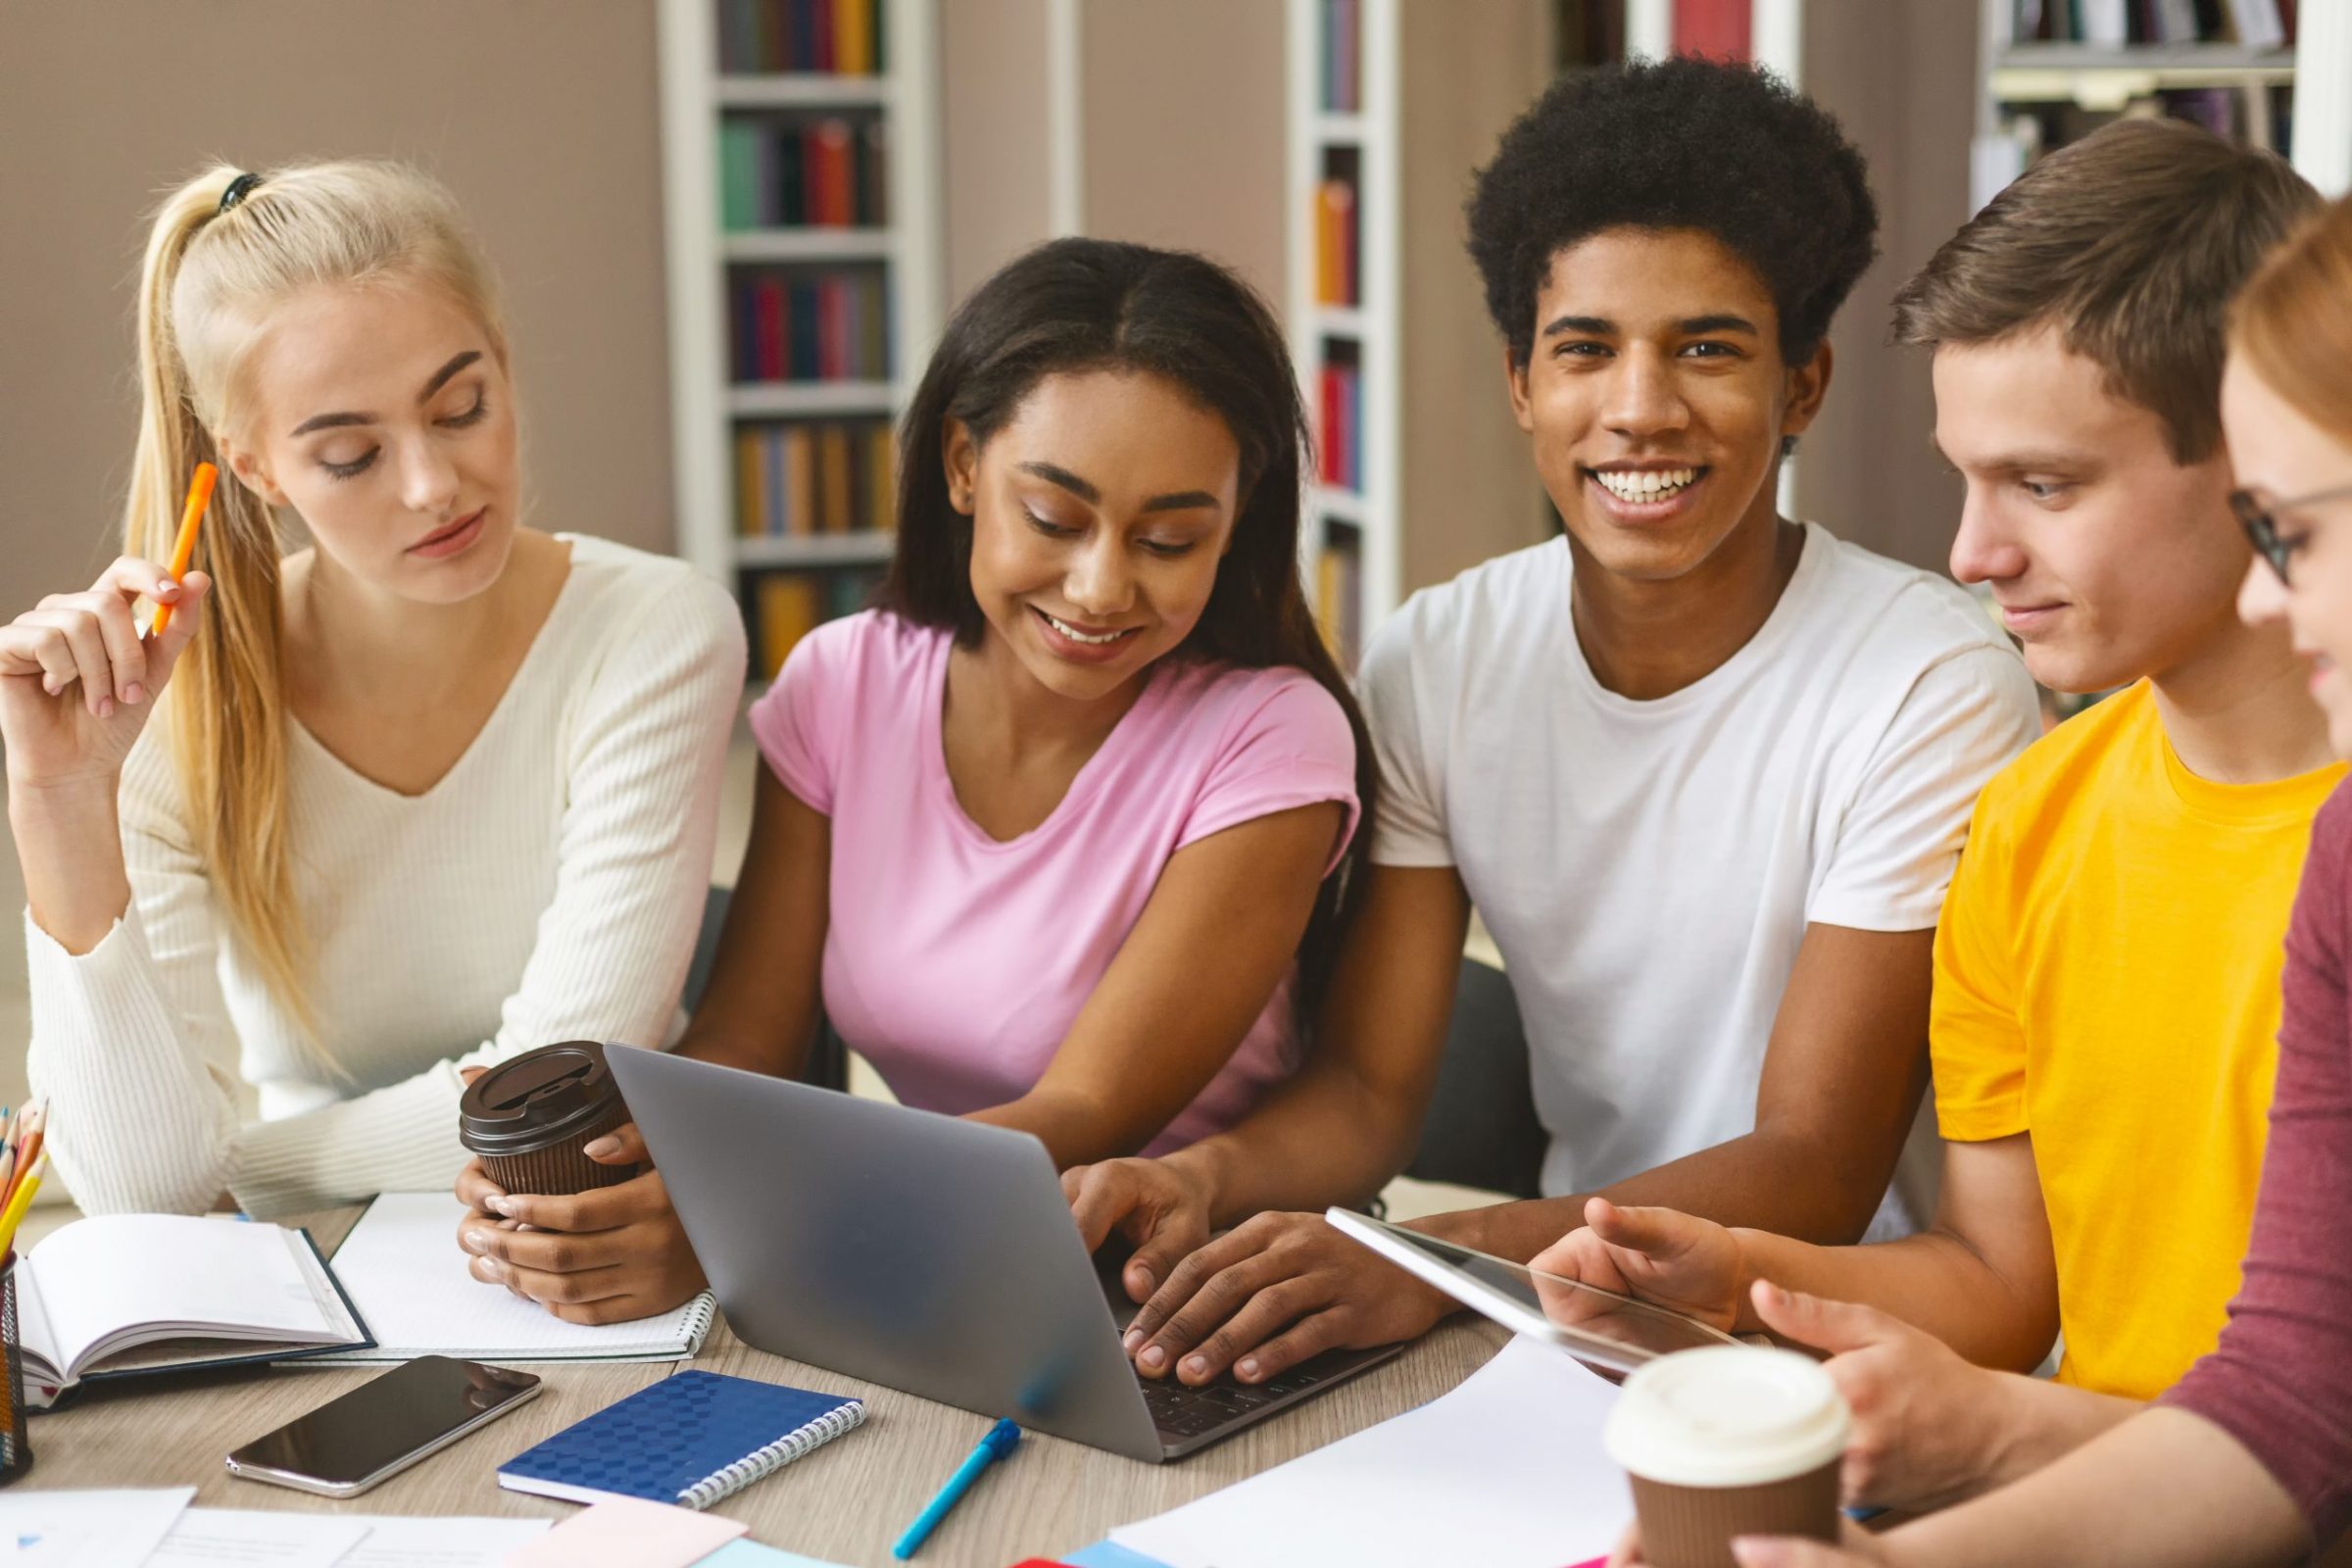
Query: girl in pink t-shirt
457 238 1377 1322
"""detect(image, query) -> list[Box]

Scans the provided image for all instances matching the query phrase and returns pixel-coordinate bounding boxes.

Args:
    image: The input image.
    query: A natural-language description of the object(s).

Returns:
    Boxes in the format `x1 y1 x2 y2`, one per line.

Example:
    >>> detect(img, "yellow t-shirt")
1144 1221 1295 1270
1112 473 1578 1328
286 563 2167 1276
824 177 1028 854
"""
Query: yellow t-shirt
1931 680 2343 1399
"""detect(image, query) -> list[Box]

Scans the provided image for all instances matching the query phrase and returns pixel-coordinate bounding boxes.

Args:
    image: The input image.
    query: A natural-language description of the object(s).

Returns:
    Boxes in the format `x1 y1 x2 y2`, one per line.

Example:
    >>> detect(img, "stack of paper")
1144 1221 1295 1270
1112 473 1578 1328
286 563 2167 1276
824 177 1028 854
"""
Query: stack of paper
1112 1336 1632 1568
314 1194 715 1364
0 1489 553 1565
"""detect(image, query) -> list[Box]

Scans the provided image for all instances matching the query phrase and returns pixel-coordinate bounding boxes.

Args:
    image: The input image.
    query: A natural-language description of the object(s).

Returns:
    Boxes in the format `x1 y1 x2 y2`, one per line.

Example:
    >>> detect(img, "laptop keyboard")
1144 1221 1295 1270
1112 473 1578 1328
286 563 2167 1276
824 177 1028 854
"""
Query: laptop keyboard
1137 1356 1345 1440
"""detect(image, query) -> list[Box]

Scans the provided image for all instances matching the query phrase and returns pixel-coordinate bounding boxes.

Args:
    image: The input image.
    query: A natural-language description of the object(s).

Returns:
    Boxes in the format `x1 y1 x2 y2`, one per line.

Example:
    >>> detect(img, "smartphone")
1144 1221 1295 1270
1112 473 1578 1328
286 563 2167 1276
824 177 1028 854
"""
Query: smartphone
225 1355 543 1497
1325 1208 1740 1374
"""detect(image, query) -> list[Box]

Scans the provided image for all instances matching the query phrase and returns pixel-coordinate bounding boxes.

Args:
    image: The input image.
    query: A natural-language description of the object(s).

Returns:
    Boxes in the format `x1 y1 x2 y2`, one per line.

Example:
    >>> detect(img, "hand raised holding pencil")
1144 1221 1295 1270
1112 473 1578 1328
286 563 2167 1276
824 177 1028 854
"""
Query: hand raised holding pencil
0 463 217 789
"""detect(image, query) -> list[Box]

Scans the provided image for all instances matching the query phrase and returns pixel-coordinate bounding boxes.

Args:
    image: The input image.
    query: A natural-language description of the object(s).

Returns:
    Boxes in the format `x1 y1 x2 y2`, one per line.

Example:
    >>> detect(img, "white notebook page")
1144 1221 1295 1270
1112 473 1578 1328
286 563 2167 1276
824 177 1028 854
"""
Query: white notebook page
1113 1335 1632 1568
23 1215 353 1380
318 1192 712 1362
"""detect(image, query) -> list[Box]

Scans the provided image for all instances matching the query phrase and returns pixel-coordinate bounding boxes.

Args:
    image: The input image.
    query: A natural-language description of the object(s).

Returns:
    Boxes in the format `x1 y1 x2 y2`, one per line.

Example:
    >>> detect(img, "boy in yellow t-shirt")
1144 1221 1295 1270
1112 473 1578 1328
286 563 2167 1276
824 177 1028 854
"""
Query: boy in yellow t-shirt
1530 119 2342 1511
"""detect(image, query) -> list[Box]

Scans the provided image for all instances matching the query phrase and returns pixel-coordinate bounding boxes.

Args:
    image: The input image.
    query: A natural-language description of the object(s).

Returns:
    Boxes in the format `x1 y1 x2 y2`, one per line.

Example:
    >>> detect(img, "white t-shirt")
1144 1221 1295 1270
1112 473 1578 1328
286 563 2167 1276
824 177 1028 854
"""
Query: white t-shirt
1362 523 2039 1214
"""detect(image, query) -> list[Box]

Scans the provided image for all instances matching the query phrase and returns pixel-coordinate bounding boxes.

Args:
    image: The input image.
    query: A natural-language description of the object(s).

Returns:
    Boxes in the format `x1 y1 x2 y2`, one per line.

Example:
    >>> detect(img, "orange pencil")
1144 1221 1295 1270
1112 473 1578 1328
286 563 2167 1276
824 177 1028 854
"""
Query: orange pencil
150 462 217 637
4 1102 46 1215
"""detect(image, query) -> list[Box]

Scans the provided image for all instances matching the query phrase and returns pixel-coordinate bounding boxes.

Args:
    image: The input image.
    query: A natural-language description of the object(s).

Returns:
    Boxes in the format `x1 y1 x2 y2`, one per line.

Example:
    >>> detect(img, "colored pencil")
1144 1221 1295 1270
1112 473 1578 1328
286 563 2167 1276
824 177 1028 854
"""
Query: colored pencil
0 1153 49 1258
3 1102 46 1216
150 462 217 636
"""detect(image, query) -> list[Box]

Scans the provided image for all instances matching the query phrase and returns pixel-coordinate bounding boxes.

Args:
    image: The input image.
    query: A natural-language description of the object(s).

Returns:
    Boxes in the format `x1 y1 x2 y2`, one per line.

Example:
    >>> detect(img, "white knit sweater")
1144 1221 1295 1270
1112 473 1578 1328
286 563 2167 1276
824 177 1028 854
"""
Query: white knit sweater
24 535 746 1218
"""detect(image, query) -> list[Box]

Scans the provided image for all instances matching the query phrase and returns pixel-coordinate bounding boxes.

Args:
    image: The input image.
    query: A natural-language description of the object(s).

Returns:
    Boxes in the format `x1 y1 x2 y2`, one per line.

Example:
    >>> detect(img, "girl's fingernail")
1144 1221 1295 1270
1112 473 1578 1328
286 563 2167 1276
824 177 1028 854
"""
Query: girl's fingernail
487 1196 516 1218
122 682 145 705
583 1137 620 1158
461 1229 490 1254
97 699 116 719
156 579 177 597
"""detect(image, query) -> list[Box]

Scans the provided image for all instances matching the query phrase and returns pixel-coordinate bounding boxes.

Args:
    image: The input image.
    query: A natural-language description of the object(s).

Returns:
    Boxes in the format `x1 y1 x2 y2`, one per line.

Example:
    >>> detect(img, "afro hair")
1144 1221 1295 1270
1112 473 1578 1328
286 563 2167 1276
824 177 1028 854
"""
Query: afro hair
1465 57 1878 368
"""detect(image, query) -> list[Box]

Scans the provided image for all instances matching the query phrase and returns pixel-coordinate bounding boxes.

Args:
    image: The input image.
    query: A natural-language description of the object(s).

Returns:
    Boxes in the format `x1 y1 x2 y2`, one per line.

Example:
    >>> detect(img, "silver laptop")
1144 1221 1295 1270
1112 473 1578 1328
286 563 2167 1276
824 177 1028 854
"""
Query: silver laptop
607 1048 1403 1461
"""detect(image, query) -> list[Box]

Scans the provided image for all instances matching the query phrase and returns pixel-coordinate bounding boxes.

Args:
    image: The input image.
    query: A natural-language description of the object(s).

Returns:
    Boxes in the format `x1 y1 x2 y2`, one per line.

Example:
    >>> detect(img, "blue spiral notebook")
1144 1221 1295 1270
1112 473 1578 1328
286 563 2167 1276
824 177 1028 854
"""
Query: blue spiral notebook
498 1371 865 1510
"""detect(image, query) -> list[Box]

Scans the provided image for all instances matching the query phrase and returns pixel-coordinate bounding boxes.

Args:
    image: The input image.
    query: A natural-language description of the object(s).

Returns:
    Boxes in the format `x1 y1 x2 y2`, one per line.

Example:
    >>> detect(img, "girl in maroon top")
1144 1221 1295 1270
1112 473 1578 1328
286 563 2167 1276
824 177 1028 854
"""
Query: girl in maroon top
1631 196 2352 1568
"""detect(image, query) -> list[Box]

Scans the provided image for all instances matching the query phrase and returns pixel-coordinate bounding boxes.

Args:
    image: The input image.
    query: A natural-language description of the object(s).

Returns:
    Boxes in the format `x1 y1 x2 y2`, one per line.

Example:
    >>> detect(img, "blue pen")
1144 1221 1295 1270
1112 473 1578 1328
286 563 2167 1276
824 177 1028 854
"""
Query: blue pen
893 1417 1022 1559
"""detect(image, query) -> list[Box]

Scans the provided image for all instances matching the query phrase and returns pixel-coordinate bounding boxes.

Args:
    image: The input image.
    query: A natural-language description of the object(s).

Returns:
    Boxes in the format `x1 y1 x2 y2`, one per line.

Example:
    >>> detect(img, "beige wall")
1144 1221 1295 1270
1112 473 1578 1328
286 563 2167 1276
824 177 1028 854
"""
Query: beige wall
1794 0 1983 573
0 0 677 636
1397 0 1557 594
1078 0 1288 304
940 0 1287 319
939 0 1055 302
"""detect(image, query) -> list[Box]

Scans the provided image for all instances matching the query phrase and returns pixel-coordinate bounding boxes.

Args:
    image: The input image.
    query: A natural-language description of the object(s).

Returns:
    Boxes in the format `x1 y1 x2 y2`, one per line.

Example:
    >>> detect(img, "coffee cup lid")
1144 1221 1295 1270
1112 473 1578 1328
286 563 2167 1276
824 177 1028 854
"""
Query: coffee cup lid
1603 1346 1850 1489
459 1041 627 1156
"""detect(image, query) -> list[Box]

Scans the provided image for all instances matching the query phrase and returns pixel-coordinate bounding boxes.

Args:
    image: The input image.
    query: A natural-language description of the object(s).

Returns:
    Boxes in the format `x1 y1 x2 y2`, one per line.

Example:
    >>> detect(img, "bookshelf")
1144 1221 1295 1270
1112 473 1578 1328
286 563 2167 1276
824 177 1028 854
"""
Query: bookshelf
1285 0 1556 669
658 0 942 679
1974 0 2352 204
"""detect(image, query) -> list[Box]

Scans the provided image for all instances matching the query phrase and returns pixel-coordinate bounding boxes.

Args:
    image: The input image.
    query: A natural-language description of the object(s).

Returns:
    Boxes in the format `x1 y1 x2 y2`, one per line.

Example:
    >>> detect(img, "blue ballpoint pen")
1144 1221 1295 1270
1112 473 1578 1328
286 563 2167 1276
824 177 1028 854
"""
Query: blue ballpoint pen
894 1418 1023 1559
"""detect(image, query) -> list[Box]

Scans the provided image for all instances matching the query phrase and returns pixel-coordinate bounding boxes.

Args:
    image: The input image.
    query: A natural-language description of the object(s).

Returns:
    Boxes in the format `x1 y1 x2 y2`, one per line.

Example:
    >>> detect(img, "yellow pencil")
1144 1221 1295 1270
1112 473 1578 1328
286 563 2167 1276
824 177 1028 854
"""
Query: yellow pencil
0 1153 48 1259
150 462 217 638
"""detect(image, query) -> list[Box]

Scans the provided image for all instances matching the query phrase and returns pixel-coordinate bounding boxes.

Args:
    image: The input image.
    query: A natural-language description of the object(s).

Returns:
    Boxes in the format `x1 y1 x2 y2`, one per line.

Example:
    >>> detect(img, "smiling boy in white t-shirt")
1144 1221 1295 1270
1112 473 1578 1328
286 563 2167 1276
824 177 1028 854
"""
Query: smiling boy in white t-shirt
1060 56 2039 1388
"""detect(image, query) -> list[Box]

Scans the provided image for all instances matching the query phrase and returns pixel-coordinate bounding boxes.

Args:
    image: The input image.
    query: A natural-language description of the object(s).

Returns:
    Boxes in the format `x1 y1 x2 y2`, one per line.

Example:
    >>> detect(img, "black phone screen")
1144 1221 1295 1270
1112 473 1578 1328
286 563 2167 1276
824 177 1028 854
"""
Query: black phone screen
229 1355 540 1485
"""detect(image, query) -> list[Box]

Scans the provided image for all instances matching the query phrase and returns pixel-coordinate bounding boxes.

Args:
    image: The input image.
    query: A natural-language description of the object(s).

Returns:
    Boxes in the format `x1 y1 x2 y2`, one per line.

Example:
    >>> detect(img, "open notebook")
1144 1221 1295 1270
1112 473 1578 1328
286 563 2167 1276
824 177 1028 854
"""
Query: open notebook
314 1193 715 1363
13 1215 369 1407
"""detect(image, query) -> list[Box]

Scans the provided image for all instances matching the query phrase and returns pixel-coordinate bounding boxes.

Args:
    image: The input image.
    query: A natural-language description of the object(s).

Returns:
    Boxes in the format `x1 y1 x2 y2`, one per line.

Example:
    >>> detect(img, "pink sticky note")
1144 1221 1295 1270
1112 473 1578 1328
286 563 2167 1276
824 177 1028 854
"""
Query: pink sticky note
504 1496 748 1568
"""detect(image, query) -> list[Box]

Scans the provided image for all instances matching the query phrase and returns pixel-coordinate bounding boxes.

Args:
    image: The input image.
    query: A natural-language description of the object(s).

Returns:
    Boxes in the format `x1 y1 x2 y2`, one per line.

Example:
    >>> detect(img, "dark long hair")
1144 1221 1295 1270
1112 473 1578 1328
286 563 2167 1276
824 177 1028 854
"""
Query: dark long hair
878 236 1379 1031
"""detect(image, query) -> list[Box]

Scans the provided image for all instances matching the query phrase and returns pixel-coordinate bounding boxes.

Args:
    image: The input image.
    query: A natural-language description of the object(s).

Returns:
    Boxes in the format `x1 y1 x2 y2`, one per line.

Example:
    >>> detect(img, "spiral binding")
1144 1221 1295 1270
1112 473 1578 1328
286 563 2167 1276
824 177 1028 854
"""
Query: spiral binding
680 1398 865 1511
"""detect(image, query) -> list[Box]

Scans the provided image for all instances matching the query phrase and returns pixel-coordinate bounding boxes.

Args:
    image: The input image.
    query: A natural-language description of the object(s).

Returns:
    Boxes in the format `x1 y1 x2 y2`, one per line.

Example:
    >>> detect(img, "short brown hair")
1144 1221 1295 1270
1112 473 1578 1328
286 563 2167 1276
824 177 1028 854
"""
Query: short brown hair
1892 119 2316 463
2232 194 2352 445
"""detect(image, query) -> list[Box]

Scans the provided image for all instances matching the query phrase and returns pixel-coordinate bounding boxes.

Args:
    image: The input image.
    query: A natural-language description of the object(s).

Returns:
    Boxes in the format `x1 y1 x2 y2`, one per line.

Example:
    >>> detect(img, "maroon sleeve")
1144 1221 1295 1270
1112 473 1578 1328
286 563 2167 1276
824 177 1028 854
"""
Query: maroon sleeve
2164 781 2352 1546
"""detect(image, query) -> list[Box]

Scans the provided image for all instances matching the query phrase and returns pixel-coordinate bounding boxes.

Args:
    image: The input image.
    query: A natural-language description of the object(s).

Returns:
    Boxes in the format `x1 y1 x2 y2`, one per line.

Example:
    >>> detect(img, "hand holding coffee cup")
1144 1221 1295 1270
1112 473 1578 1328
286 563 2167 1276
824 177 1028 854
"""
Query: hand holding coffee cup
1605 1345 1851 1568
458 1041 636 1197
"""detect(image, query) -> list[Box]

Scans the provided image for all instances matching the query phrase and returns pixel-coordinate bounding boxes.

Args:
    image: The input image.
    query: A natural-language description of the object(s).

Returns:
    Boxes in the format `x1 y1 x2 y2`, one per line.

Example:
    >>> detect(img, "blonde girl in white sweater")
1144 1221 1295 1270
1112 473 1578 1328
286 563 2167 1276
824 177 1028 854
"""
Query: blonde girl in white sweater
3 162 743 1221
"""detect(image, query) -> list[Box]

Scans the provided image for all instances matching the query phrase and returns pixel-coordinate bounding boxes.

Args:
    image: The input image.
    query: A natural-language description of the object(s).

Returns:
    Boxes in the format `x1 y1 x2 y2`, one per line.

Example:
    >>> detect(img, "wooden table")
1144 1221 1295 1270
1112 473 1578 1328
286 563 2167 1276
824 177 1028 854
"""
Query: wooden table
21 1205 1511 1567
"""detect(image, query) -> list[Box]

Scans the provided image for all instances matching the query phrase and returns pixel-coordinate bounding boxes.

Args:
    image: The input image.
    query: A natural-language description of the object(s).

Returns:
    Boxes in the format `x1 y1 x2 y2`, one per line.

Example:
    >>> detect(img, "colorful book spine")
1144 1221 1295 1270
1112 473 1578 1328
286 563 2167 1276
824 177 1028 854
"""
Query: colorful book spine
1315 180 1358 307
869 422 897 530
1673 0 1752 59
756 573 823 675
1322 0 1360 113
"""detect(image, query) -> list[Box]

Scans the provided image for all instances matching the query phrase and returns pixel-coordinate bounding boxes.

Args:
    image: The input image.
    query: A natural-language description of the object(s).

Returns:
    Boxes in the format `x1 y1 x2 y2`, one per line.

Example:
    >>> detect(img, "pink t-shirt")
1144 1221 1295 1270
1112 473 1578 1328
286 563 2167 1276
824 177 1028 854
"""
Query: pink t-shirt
748 610 1360 1154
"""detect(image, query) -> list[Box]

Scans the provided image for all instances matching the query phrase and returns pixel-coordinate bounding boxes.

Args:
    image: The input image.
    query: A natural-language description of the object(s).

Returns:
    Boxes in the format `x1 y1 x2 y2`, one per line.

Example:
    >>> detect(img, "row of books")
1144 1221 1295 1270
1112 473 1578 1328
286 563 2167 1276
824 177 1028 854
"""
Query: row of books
2152 81 2294 146
751 566 884 676
1314 532 1363 671
1972 85 2293 210
734 420 897 537
720 117 888 230
2013 0 2293 46
1313 179 1360 308
730 270 891 383
715 0 886 75
1320 0 1361 114
1315 361 1364 494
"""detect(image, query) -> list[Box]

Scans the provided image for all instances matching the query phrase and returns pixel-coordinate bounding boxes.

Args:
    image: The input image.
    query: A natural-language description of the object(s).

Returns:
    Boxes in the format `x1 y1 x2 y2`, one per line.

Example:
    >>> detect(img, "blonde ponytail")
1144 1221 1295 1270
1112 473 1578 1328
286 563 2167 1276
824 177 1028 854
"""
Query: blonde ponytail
124 161 511 1048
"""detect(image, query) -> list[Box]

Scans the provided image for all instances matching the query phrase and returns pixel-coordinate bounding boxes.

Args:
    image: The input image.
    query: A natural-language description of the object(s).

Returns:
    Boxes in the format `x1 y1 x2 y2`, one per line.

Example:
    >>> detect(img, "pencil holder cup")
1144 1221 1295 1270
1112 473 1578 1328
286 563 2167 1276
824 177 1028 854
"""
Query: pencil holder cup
0 1252 35 1485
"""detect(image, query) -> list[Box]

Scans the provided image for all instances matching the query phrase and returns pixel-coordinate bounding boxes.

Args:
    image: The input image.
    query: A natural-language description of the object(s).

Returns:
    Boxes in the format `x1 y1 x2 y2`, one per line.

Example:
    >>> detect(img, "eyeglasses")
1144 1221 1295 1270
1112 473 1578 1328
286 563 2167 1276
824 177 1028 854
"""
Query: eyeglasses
2230 480 2352 586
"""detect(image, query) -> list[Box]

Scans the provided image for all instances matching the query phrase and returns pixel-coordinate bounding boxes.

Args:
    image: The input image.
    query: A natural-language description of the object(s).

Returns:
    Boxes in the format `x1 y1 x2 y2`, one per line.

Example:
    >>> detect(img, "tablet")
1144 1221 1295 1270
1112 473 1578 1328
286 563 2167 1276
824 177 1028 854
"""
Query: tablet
1325 1208 1740 1374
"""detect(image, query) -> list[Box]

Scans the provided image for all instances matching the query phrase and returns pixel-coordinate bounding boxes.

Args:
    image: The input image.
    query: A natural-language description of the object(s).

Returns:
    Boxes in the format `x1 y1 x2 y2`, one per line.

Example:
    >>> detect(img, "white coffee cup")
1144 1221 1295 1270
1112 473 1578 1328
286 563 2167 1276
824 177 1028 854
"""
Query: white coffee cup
1603 1346 1850 1568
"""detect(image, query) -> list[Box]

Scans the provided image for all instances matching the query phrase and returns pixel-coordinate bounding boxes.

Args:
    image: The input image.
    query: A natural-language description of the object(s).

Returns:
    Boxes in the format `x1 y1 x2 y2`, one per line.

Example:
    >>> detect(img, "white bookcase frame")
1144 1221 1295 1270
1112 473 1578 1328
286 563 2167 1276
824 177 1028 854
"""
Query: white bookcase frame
657 0 943 593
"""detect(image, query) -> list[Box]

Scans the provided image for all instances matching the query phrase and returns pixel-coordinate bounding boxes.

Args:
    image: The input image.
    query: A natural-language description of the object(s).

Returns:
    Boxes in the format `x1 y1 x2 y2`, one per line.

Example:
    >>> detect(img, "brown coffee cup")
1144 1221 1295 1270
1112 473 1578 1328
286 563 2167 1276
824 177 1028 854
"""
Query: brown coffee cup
458 1041 635 1196
1603 1346 1850 1568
